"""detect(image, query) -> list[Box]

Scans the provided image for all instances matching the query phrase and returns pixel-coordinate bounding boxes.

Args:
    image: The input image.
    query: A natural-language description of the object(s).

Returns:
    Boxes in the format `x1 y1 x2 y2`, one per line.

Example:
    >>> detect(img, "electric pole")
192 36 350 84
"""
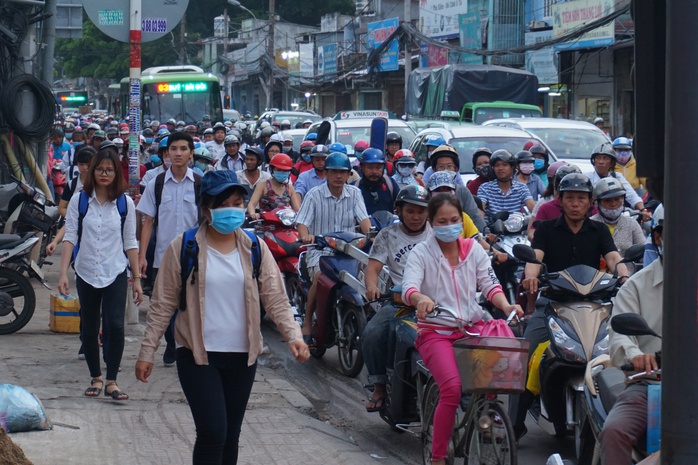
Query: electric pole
267 0 275 109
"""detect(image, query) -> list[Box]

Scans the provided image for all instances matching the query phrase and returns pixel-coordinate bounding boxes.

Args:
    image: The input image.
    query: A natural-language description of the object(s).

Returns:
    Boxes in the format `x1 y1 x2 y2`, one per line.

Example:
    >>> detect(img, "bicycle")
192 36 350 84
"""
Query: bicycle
418 307 529 465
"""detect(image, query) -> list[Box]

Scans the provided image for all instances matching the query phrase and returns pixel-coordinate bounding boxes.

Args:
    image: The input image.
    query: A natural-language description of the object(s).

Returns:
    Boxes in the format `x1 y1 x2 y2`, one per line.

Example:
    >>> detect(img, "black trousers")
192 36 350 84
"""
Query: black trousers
177 348 257 465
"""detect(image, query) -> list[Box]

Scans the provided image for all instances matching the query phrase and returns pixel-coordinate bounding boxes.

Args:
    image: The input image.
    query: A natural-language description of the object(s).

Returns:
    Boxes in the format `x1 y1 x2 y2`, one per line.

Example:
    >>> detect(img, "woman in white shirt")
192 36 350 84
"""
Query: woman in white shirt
58 148 143 401
136 170 309 464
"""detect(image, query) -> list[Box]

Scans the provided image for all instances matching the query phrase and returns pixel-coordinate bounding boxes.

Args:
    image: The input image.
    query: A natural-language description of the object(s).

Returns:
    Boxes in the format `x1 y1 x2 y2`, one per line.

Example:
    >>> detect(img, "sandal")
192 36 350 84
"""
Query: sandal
104 382 129 400
302 334 315 347
84 378 103 397
365 395 387 413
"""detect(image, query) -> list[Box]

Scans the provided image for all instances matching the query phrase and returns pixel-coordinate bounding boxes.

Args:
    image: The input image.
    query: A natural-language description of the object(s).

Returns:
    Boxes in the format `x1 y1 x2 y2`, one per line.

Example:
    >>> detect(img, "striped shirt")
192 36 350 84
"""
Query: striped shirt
477 180 532 222
296 183 369 267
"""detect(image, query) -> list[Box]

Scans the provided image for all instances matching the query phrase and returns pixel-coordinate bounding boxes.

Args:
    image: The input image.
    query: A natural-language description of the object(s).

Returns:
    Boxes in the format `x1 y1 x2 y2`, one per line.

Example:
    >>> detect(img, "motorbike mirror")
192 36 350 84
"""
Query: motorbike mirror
490 219 505 235
512 244 541 264
621 243 645 263
492 211 510 222
611 313 661 338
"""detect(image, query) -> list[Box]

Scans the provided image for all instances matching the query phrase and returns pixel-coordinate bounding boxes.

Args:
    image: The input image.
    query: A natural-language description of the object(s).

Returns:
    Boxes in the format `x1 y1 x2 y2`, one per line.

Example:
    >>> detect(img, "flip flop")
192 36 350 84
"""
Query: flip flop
365 396 386 413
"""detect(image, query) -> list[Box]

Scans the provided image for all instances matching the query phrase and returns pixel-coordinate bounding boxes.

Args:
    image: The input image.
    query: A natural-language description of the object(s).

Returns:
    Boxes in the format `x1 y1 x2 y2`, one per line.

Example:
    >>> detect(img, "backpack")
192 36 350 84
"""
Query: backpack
153 171 202 228
72 191 128 265
352 173 395 198
177 227 261 311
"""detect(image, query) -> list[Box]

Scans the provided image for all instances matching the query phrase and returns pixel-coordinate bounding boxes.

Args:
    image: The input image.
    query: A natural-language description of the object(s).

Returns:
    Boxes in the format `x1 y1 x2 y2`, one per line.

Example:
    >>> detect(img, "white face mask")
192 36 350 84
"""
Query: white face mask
518 162 535 175
397 165 414 177
599 205 623 223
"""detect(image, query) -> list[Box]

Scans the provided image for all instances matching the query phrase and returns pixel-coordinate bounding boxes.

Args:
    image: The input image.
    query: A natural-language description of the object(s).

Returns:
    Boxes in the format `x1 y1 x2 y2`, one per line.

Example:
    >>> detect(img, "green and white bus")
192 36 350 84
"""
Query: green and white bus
118 66 223 124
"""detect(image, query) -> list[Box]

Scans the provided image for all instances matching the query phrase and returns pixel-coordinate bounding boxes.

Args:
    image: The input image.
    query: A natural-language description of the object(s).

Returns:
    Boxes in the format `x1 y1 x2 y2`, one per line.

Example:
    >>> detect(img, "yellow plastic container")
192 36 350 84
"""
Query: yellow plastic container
49 293 80 333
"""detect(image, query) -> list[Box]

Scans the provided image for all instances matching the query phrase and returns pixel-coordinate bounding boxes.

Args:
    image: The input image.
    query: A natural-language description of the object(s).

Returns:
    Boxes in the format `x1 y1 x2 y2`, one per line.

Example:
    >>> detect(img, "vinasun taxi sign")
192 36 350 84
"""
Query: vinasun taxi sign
336 110 391 120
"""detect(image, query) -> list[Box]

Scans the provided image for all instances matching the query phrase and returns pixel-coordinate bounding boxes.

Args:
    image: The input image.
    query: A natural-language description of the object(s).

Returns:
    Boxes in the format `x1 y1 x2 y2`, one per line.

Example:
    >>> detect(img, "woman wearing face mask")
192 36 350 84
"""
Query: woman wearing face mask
192 147 214 175
466 147 494 196
136 170 309 464
401 193 523 465
528 144 550 187
392 149 424 188
247 153 300 220
515 150 545 201
590 177 645 258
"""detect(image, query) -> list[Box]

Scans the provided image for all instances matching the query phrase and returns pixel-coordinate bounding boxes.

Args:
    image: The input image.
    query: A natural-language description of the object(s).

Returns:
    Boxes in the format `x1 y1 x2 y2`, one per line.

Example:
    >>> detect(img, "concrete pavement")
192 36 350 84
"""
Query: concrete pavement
1 261 406 464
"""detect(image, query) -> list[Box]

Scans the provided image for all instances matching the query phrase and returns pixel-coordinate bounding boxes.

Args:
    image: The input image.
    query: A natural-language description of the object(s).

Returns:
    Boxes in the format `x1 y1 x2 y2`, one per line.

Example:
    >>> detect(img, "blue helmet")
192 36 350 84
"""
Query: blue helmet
612 136 632 150
328 142 347 154
425 135 446 148
324 152 351 171
361 147 385 164
305 132 318 141
157 128 170 137
158 136 169 151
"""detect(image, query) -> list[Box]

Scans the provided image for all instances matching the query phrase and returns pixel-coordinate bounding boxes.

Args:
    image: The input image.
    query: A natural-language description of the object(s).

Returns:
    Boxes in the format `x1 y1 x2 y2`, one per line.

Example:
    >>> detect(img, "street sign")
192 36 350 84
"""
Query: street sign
56 0 83 39
84 0 188 43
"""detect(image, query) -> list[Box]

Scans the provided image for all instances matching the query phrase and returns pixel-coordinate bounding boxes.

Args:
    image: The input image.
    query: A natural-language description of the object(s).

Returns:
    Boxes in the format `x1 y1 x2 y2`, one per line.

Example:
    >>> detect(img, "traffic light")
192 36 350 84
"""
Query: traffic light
224 95 231 109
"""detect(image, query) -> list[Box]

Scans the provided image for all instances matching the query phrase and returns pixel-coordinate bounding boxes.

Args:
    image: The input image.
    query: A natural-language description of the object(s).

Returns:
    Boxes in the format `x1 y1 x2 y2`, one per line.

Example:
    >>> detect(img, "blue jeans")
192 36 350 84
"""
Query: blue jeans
177 348 257 465
76 271 127 381
361 303 397 385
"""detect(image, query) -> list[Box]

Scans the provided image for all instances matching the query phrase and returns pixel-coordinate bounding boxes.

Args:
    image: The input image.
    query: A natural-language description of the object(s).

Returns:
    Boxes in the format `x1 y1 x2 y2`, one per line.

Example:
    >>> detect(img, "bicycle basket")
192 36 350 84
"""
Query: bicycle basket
452 336 530 394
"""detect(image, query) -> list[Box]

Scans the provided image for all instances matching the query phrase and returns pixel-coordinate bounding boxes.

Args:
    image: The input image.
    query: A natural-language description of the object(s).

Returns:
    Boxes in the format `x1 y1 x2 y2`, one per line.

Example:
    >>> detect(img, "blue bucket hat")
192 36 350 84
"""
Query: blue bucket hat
200 170 248 197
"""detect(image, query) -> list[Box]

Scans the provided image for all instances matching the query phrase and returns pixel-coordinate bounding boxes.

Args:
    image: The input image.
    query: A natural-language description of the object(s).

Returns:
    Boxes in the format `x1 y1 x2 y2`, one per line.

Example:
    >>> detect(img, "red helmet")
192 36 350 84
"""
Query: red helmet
393 149 415 164
354 140 369 152
269 153 293 170
300 140 315 152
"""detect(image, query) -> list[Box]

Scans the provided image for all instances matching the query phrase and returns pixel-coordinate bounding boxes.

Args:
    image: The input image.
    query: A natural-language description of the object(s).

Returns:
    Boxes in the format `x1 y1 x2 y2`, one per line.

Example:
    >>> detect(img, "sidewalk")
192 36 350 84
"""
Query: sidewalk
1 264 402 464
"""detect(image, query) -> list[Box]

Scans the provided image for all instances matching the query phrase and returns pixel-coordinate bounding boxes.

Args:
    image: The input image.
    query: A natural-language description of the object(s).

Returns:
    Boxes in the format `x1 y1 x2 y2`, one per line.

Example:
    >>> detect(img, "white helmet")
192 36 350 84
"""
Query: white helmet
269 133 284 142
594 117 604 124
260 121 271 129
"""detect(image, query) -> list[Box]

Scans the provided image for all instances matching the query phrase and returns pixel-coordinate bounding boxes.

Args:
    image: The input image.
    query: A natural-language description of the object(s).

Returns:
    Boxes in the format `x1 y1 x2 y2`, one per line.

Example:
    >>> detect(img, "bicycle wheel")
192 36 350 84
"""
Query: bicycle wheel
464 401 516 465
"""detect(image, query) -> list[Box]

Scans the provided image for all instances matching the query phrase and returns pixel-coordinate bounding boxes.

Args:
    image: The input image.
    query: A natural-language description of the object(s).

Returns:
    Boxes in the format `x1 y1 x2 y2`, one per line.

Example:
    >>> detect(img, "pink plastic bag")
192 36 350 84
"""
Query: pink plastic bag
479 319 515 338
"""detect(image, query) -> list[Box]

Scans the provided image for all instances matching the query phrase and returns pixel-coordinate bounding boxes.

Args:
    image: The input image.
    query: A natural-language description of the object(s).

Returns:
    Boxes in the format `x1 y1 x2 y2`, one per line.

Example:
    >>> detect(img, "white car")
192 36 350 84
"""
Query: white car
409 124 553 184
482 118 612 174
305 118 416 156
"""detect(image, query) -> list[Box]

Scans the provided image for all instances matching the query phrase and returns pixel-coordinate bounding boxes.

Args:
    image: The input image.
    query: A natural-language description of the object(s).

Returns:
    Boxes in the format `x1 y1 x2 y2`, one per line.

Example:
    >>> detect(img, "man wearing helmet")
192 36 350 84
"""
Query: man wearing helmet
202 127 214 143
385 131 402 163
590 177 645 257
514 150 545 200
510 173 629 441
611 137 645 190
291 141 315 183
192 147 214 175
296 153 371 343
294 145 329 200
417 135 446 177
594 116 608 135
281 132 299 161
280 119 292 131
205 122 227 160
353 148 400 215
585 143 647 218
477 149 535 222
215 135 244 171
236 146 271 189
362 185 432 412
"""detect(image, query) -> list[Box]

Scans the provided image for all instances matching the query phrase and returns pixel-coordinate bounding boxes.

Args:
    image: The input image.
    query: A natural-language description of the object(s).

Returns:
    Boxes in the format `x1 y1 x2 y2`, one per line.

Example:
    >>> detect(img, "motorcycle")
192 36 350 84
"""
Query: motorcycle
0 232 51 334
510 243 644 445
299 231 369 377
576 313 661 465
249 207 304 324
3 176 60 268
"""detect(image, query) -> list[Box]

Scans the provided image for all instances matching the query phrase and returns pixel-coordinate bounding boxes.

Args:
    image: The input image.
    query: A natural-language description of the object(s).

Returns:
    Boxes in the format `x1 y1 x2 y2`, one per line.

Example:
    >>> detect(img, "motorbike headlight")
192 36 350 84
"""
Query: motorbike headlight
504 213 524 233
276 208 296 226
548 317 586 363
33 190 47 206
592 323 610 359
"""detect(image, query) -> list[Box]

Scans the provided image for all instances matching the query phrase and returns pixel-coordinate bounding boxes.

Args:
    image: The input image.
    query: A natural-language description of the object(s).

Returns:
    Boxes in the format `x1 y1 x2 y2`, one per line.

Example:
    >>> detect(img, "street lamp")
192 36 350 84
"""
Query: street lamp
227 0 257 20
304 92 311 110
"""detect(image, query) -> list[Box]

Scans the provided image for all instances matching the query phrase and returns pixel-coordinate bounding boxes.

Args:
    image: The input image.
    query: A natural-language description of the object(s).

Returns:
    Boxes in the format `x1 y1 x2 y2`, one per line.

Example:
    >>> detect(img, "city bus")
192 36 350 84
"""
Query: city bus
118 66 223 124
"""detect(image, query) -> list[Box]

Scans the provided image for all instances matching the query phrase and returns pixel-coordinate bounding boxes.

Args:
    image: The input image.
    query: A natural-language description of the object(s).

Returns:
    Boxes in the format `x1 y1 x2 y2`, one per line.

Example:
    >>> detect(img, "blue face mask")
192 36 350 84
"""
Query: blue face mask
534 159 545 170
210 206 246 234
145 137 153 144
432 223 462 243
65 133 73 140
194 161 209 172
272 171 290 183
301 153 311 163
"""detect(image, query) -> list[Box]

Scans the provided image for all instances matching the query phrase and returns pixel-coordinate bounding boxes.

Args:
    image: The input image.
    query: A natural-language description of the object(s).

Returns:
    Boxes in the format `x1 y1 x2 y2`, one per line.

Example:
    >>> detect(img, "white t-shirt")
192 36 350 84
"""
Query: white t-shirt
203 246 249 352
368 222 431 285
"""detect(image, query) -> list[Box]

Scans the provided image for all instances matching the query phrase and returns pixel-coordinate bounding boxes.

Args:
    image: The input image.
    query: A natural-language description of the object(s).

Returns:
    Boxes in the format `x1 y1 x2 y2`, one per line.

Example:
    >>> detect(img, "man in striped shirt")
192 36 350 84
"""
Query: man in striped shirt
477 149 535 222
296 153 371 342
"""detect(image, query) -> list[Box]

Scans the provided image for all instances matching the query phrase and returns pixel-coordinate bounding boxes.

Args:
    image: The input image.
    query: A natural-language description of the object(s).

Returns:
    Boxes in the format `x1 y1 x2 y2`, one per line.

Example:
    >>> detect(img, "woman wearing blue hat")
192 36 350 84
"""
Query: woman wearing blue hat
136 170 309 464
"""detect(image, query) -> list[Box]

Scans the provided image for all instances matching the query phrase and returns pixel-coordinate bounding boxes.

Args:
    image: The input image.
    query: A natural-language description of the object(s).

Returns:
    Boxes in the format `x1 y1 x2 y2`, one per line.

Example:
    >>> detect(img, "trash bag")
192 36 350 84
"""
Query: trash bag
0 384 52 433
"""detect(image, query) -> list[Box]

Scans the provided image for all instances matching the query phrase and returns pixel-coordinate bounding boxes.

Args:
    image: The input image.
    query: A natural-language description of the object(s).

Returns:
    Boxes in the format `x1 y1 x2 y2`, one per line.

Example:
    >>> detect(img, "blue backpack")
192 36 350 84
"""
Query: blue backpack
178 227 261 311
72 191 128 265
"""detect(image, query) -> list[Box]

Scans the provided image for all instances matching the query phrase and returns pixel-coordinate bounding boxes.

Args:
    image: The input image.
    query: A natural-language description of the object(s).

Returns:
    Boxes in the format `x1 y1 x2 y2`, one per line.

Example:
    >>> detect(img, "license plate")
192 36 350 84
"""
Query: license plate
30 260 44 280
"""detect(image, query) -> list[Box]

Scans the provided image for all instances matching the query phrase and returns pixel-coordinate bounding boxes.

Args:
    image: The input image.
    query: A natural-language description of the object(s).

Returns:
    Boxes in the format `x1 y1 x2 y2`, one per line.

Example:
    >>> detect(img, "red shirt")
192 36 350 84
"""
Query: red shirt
120 155 146 185
290 160 313 183
467 176 487 196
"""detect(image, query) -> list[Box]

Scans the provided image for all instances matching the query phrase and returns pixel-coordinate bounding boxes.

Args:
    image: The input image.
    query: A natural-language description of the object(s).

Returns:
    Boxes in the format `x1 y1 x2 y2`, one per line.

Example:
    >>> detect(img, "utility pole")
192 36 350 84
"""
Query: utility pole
267 0 275 110
42 0 57 85
403 0 411 101
180 12 188 64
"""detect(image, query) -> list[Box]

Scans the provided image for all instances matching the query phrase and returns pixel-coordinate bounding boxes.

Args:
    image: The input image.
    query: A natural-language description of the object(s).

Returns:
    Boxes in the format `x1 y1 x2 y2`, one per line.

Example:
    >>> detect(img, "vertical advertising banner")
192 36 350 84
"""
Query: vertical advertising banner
419 0 467 39
367 18 399 72
457 12 484 65
552 0 615 50
318 43 338 77
525 31 559 85
299 43 314 78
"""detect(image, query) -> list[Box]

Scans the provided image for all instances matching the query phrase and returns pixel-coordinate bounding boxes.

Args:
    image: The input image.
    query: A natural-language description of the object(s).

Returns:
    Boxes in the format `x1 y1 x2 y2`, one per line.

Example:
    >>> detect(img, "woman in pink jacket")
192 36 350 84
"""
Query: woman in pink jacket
402 193 523 465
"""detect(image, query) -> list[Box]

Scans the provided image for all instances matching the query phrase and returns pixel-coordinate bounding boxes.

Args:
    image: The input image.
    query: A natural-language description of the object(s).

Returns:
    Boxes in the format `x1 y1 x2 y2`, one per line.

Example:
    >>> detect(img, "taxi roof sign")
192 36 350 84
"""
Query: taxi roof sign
333 110 398 120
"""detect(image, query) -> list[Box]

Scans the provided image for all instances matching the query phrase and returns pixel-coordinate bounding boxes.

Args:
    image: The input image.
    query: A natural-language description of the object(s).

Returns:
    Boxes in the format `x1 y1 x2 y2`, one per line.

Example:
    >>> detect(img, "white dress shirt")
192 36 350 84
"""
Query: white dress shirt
64 192 138 288
136 168 199 268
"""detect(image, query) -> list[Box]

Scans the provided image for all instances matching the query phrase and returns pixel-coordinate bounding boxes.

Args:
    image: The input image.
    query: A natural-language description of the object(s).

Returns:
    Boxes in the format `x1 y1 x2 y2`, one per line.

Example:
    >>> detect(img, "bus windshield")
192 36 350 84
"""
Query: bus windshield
140 82 221 124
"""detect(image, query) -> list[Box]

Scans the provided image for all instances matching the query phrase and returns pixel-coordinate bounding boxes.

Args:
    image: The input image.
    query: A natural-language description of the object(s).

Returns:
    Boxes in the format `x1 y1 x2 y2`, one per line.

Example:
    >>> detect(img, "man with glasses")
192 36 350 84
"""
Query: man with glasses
352 148 399 215
296 152 371 344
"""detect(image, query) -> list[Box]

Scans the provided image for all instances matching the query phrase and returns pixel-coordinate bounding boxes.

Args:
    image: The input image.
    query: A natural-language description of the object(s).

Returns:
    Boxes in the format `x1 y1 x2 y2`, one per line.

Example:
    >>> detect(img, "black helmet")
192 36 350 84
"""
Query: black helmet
212 122 226 132
471 147 492 168
310 144 330 157
528 144 549 164
429 145 460 170
554 164 582 187
395 185 430 208
386 131 402 145
592 177 626 200
244 146 264 162
515 150 535 163
489 149 516 167
590 143 617 165
558 173 593 194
